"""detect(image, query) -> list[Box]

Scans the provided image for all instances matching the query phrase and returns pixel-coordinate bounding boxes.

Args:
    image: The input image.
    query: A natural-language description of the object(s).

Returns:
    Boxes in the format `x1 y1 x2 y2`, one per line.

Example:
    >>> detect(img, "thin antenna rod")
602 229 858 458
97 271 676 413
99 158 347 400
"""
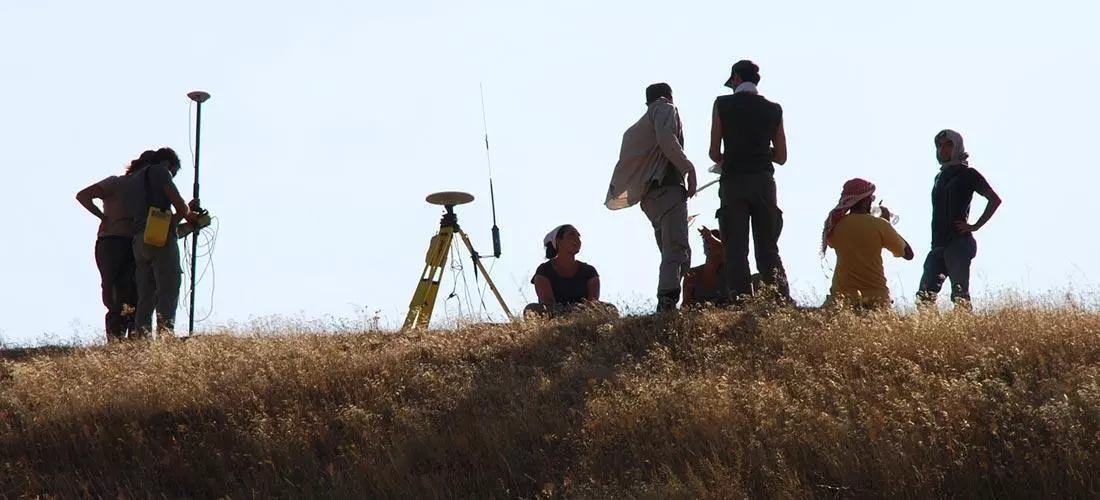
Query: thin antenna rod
480 82 502 258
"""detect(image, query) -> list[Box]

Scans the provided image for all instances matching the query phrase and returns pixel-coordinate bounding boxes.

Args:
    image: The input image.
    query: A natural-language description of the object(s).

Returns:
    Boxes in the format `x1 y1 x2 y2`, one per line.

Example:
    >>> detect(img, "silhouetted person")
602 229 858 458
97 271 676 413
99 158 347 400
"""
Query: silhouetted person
821 178 914 311
122 147 199 339
605 82 698 313
709 59 791 305
681 226 728 308
75 150 155 342
916 129 1002 310
524 225 618 318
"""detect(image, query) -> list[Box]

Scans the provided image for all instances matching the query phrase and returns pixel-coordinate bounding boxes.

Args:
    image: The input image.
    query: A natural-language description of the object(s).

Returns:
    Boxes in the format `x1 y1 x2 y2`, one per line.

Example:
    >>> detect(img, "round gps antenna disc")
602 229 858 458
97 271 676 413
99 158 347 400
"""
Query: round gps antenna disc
426 191 475 206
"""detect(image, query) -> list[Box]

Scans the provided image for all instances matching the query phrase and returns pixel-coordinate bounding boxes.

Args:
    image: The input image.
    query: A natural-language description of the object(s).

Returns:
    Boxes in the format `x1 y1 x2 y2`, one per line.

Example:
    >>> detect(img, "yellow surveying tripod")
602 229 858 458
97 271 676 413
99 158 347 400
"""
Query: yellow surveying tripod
403 191 514 330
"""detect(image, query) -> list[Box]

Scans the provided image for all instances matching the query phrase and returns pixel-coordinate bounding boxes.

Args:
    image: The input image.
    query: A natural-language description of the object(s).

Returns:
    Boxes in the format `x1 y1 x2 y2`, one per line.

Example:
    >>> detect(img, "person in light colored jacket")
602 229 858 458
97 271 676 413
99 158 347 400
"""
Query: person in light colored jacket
604 83 698 312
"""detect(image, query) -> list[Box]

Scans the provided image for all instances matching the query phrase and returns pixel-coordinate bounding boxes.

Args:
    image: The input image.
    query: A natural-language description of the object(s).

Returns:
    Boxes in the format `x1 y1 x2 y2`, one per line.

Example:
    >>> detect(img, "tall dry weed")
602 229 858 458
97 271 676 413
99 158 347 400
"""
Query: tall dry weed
1 300 1098 498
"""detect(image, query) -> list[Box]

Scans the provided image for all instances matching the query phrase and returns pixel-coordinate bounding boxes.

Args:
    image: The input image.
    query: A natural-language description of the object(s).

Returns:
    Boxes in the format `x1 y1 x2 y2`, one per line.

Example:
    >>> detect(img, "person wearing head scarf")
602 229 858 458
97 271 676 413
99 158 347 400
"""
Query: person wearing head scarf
821 178 914 311
523 225 618 318
916 129 1002 310
709 59 791 305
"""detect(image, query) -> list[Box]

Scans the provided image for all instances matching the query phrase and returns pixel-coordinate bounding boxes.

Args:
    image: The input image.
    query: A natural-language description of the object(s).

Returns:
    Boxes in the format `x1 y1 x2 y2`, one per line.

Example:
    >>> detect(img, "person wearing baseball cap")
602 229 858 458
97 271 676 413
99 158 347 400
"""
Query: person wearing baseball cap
821 178 915 311
708 59 791 305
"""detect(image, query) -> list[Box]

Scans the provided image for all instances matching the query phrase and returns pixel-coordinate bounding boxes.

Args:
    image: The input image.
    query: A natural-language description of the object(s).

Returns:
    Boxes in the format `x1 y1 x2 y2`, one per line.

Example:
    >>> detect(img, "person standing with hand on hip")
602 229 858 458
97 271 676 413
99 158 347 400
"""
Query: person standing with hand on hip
75 149 156 343
916 129 1002 310
605 82 698 313
710 59 791 306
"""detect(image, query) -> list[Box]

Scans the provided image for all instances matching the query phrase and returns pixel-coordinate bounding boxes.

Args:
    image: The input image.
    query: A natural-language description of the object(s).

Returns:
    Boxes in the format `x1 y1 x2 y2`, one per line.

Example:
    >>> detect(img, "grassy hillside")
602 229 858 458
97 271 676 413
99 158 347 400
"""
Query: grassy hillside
2 300 1099 498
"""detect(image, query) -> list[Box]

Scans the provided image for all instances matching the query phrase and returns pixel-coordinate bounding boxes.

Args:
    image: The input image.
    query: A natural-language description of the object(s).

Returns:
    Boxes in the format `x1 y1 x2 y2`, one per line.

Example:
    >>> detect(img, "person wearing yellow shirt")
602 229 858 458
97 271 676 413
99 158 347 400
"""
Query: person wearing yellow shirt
820 178 914 310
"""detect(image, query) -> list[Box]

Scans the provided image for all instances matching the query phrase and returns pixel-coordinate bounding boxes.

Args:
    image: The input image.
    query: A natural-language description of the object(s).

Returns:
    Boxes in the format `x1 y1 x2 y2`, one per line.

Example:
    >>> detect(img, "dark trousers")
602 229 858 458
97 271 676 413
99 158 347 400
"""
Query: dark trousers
133 234 182 338
917 235 977 307
717 173 790 302
95 235 137 341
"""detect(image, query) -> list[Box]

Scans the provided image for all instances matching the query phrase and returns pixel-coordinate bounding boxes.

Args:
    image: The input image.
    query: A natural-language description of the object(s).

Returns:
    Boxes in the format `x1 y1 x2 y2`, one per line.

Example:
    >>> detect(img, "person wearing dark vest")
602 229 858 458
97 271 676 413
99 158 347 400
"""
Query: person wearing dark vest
75 149 156 342
122 147 199 339
916 129 1002 310
605 83 698 313
709 59 791 305
523 224 618 318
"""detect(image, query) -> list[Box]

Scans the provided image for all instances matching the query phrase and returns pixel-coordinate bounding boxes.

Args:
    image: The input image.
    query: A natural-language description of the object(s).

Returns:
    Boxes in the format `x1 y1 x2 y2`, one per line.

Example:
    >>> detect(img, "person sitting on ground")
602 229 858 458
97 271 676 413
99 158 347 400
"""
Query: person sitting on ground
821 178 914 311
524 224 618 318
681 226 728 308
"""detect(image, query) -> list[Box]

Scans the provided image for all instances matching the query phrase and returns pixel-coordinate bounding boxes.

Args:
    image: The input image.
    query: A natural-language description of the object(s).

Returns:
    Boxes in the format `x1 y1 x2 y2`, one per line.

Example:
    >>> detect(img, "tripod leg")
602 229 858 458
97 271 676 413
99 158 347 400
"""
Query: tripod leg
403 228 454 330
458 231 515 321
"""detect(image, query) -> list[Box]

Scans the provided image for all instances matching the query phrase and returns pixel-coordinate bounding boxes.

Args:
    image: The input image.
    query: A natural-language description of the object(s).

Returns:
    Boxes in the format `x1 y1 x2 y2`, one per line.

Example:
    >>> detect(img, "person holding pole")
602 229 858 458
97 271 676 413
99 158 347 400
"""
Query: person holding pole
123 147 198 339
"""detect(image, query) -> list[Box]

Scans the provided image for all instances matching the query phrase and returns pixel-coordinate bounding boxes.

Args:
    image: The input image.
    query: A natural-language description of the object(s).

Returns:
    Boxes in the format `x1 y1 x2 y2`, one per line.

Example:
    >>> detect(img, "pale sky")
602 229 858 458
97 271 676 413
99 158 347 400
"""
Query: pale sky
2 0 1097 345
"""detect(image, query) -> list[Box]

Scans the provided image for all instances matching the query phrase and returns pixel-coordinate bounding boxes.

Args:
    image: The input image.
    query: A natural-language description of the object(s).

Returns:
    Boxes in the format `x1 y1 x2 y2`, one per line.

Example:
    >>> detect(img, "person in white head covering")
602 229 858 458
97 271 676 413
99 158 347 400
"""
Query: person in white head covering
524 225 618 318
916 129 1002 310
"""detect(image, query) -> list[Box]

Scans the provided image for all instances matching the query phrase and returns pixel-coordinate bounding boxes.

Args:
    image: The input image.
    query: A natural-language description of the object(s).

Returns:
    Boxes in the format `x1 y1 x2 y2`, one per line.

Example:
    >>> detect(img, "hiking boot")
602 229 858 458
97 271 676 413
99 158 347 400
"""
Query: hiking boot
656 296 679 313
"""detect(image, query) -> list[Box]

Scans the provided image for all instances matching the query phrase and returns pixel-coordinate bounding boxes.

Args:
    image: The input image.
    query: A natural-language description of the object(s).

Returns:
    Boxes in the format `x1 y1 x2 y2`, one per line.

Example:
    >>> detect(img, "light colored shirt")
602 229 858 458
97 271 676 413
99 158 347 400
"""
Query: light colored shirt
604 97 695 210
826 213 909 305
96 175 134 238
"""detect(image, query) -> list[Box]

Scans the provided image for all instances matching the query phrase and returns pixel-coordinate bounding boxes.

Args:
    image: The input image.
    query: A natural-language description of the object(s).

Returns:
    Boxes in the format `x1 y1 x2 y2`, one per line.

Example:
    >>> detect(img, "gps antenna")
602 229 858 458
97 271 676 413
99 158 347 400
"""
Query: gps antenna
186 90 210 337
480 82 502 258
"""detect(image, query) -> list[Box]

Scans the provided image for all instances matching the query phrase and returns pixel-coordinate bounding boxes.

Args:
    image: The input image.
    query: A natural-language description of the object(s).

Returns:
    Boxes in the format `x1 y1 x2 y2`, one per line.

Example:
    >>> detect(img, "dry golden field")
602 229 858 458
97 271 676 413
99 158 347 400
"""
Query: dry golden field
2 298 1098 498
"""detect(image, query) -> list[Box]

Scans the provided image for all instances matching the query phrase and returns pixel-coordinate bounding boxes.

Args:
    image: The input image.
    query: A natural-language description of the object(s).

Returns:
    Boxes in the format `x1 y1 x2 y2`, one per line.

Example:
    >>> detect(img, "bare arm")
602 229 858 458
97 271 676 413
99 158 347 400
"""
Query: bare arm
771 119 788 165
534 275 555 305
709 102 722 165
75 184 106 220
972 186 1002 231
163 182 192 219
587 276 600 301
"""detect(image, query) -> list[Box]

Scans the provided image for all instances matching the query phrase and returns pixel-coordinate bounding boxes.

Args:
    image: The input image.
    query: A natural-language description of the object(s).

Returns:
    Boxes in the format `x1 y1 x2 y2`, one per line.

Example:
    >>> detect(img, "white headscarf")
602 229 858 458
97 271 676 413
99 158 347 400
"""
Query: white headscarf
935 129 970 168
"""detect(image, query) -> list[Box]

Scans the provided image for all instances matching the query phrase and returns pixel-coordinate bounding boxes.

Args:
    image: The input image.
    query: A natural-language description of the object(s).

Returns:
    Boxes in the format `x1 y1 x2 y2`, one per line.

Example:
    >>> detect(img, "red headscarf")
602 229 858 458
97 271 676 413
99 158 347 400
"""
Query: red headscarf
820 178 876 254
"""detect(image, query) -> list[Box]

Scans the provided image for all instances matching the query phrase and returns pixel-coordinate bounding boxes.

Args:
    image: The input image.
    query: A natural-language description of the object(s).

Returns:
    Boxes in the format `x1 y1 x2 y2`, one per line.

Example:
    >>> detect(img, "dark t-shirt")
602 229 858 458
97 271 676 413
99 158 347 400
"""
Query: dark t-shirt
930 165 991 246
714 92 783 175
531 260 599 305
122 164 176 234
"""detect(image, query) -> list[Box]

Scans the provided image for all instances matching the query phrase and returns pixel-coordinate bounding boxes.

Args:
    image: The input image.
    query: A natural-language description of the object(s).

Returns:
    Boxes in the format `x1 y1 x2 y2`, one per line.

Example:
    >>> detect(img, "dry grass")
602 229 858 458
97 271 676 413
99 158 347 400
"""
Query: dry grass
2 297 1099 498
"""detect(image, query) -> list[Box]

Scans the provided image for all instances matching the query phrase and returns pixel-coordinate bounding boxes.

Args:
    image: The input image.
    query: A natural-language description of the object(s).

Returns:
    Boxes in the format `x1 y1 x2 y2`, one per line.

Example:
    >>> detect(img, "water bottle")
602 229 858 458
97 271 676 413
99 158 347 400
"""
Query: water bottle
871 202 900 225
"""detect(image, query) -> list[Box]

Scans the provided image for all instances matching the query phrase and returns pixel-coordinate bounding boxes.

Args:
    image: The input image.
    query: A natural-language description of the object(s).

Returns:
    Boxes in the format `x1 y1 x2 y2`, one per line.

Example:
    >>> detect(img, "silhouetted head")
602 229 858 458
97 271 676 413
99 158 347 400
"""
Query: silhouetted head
125 149 158 175
149 147 182 176
724 59 761 89
645 82 673 105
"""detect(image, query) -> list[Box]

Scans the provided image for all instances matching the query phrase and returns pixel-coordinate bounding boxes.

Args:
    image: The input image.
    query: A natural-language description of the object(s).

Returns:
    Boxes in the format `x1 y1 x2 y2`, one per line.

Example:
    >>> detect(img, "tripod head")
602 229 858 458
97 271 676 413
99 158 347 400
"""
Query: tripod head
426 191 473 229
